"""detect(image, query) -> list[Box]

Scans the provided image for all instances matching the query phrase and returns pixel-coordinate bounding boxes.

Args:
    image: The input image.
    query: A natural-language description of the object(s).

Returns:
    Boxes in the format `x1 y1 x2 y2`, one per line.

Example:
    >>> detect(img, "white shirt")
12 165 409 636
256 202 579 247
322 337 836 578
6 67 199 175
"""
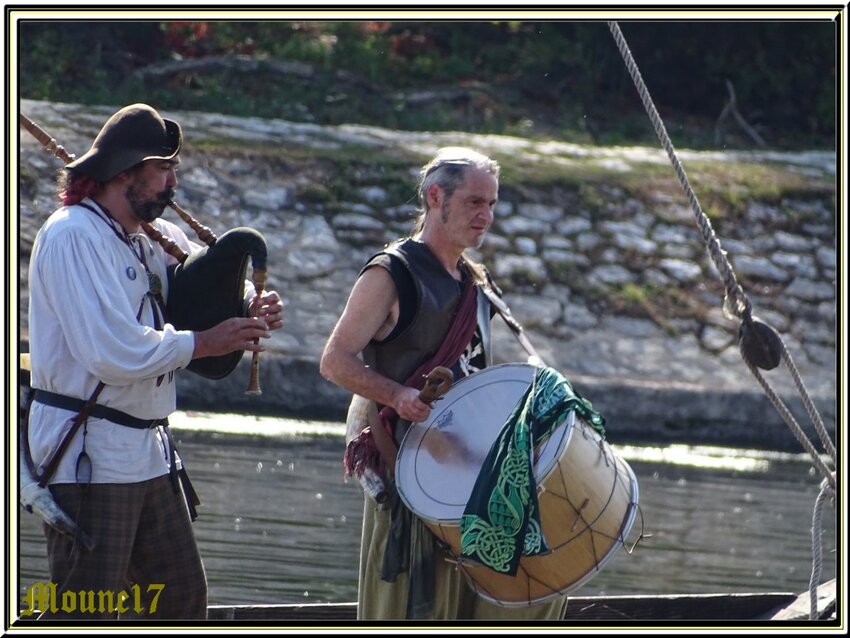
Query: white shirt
27 198 197 484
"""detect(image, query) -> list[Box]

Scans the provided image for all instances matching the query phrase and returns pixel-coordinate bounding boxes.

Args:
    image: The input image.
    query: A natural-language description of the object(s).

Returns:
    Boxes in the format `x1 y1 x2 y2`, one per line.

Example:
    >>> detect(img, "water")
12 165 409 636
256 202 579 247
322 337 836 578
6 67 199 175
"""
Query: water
16 411 837 607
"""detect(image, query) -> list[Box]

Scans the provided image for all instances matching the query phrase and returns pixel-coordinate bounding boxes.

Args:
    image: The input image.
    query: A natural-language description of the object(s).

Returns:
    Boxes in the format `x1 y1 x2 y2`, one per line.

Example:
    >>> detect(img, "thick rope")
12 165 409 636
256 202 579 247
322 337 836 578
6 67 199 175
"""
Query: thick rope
742 355 835 490
781 343 838 464
808 475 834 619
607 21 832 473
778 342 837 464
607 22 836 618
607 22 751 322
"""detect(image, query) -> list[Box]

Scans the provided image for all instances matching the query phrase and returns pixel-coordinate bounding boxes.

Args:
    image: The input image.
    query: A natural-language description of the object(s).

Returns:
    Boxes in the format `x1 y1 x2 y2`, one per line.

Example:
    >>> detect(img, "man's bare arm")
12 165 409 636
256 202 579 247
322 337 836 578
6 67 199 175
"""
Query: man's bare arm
320 267 431 422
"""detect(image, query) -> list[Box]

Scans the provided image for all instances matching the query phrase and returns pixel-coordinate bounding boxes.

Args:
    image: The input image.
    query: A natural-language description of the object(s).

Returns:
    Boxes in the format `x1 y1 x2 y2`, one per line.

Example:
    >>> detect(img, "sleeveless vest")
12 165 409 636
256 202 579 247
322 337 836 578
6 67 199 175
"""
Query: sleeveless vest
361 239 492 385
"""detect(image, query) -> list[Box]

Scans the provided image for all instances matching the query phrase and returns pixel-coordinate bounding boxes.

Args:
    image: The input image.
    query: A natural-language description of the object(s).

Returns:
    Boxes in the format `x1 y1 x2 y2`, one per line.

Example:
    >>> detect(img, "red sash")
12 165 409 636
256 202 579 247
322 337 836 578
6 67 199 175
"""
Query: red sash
343 277 479 479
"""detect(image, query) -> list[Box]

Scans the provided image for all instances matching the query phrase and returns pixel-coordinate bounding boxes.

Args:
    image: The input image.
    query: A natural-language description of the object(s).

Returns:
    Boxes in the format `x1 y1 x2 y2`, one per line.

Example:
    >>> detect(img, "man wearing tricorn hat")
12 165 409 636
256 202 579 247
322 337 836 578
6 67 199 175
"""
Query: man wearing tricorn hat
21 103 284 619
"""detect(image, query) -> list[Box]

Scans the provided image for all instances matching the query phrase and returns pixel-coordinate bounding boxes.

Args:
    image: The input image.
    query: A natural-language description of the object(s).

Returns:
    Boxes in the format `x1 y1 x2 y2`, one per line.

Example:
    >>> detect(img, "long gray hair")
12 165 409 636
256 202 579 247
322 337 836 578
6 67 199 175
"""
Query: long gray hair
412 146 500 235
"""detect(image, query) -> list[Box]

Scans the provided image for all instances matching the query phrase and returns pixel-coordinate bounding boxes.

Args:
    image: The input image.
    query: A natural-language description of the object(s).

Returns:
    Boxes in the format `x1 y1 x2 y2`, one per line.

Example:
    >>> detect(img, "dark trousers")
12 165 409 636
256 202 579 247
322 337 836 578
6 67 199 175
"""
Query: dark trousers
40 474 207 619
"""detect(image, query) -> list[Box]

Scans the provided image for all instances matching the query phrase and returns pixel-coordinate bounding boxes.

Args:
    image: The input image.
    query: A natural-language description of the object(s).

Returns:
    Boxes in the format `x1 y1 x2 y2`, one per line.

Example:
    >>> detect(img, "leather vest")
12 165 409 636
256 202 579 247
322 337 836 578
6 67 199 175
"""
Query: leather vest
361 239 492 384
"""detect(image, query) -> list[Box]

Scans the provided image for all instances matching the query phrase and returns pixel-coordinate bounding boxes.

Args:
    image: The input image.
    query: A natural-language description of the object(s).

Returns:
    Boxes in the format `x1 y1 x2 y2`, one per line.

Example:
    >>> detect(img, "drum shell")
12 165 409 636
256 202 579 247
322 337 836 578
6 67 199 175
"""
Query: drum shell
395 363 639 607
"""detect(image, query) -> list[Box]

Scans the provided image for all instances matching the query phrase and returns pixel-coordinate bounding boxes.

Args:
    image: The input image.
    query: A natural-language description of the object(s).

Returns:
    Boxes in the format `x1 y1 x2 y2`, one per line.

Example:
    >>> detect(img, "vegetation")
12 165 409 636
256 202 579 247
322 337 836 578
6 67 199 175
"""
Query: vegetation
17 20 836 151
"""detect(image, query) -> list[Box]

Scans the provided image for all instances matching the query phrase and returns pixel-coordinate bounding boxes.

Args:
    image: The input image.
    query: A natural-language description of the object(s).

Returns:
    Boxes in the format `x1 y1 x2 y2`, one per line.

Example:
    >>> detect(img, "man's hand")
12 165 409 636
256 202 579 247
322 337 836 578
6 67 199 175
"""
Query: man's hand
250 289 284 331
393 386 433 423
192 316 270 359
20 450 95 551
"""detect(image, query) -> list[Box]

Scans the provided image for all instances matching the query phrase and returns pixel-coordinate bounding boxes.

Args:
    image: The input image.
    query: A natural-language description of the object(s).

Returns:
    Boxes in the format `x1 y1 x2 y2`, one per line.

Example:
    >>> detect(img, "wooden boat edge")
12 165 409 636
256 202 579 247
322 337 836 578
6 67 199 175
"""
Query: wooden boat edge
205 585 834 622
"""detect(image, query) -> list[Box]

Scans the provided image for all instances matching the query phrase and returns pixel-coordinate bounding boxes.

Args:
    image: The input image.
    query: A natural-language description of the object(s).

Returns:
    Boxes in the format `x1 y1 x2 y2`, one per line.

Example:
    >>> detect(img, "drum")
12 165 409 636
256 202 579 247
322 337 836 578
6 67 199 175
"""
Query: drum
395 362 639 607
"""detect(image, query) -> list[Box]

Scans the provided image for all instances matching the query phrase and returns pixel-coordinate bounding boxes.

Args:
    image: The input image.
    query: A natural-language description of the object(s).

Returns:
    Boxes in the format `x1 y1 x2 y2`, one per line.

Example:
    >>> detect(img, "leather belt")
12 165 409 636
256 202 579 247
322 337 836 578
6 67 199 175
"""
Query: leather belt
33 389 167 430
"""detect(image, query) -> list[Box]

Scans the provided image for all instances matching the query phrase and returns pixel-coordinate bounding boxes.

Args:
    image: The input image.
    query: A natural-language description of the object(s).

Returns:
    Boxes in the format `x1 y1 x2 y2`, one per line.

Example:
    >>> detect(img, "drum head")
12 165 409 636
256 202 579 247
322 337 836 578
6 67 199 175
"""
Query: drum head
396 363 572 524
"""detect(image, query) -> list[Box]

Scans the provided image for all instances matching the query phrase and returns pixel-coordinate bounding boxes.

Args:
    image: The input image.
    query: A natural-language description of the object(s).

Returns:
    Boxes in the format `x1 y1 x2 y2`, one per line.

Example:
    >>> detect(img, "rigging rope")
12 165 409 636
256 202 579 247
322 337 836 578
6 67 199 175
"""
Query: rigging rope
809 474 834 620
606 21 836 618
607 24 751 323
606 21 833 481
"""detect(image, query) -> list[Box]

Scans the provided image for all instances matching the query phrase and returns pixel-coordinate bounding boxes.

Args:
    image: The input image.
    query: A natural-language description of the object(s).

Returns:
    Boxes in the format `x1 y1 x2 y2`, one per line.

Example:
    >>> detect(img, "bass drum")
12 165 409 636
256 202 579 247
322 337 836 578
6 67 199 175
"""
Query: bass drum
395 362 639 607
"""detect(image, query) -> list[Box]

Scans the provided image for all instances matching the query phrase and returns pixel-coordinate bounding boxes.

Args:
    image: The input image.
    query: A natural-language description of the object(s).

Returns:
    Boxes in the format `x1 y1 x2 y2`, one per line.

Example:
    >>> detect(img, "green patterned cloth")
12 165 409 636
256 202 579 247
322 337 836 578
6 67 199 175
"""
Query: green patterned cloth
459 366 606 576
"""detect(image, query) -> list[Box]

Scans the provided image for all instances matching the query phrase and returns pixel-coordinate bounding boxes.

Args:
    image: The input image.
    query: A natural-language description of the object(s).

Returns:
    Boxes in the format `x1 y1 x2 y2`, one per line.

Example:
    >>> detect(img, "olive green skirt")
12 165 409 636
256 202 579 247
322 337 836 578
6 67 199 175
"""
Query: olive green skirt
357 495 568 621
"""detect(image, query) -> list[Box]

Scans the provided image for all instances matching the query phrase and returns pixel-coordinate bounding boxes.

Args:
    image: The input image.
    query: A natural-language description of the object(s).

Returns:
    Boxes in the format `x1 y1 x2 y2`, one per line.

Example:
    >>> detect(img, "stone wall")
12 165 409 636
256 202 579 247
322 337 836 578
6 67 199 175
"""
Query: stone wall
16 100 837 451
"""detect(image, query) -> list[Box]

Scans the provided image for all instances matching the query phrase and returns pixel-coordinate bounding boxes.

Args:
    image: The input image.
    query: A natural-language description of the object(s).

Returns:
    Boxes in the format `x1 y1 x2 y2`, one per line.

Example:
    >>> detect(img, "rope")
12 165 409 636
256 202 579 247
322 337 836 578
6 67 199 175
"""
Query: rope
742 354 835 490
778 342 837 464
606 22 751 322
606 21 832 474
808 474 834 619
607 21 836 618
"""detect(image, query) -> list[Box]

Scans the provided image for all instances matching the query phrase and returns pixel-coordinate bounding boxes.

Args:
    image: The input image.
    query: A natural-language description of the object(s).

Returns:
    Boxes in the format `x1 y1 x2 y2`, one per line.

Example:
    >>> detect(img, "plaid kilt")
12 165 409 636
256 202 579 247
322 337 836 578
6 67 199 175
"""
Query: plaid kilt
40 474 207 619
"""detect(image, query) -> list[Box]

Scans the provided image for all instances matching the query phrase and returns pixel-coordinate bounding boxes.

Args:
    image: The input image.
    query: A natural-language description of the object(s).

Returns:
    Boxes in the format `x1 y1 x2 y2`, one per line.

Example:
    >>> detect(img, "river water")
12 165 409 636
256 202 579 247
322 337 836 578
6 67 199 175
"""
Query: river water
16 410 837 607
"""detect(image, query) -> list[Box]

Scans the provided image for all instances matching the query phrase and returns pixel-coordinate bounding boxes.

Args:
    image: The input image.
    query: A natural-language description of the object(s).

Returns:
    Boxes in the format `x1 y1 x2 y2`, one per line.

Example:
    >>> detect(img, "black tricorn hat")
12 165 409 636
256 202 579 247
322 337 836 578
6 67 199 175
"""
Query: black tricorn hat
66 103 182 182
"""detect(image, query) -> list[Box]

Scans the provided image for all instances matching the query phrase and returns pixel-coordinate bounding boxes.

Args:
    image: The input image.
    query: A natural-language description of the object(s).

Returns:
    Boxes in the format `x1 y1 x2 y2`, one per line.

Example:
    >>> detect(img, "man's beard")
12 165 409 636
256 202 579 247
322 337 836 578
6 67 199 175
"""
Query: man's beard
127 184 174 223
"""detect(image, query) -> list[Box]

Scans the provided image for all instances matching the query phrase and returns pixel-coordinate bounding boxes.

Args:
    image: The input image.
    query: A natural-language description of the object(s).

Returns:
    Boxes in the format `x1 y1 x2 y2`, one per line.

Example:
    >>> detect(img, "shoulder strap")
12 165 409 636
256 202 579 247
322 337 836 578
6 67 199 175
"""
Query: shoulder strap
479 285 546 366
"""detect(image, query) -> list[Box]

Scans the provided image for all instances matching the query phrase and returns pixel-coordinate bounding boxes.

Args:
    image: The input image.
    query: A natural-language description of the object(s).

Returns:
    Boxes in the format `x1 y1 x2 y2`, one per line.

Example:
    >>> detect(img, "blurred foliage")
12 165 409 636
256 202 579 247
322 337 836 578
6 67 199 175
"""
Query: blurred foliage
17 20 836 150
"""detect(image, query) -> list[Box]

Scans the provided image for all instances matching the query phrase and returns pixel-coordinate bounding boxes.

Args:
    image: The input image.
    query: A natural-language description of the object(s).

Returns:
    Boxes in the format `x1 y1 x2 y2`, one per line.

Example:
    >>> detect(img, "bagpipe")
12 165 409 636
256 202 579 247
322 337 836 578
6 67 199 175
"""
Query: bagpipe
20 113 268 394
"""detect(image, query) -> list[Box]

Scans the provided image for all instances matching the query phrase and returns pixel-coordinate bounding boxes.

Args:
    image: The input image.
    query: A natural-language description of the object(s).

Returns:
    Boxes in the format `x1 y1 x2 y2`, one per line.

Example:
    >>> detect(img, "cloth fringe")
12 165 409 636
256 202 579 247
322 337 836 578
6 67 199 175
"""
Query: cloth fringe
342 275 479 482
344 427 385 479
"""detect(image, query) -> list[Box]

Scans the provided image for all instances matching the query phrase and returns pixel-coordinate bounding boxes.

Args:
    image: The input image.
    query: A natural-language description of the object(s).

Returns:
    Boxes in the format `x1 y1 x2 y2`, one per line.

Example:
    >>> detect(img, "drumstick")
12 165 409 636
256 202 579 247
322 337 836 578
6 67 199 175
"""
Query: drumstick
418 366 453 403
368 367 451 502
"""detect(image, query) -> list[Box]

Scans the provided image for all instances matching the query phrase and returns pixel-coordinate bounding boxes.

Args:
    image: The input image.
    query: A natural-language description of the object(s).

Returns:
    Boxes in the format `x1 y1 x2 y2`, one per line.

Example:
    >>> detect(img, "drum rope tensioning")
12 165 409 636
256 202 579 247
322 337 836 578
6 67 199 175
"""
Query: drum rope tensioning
396 363 642 607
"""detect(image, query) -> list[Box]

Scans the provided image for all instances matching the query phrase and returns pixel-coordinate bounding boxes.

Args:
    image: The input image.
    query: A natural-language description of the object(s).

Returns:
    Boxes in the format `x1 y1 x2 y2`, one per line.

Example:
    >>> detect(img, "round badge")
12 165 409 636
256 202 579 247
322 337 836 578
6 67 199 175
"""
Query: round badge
126 266 137 281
